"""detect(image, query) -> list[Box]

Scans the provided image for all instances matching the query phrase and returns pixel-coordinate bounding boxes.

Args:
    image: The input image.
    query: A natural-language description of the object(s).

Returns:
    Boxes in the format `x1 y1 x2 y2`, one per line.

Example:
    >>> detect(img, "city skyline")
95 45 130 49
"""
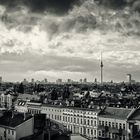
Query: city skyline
0 0 140 82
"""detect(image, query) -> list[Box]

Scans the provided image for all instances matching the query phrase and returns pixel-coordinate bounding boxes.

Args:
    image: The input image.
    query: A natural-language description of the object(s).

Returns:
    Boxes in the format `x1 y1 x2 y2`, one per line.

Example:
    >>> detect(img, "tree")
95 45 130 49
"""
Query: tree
18 83 24 94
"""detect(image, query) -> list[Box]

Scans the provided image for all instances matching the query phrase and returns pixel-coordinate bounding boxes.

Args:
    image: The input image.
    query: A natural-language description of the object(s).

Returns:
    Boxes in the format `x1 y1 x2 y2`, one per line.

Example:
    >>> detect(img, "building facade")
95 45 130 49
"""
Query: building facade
41 105 100 139
0 112 34 140
98 107 135 140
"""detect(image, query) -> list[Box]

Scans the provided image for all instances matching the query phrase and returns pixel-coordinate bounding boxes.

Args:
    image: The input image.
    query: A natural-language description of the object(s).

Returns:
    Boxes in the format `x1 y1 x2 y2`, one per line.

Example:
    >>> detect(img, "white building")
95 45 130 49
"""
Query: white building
41 105 100 139
0 93 16 109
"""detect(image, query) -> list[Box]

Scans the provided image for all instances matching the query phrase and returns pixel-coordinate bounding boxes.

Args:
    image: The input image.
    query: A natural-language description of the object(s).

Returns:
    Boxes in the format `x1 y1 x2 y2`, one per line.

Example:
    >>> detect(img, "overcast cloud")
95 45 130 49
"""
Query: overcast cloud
0 0 140 82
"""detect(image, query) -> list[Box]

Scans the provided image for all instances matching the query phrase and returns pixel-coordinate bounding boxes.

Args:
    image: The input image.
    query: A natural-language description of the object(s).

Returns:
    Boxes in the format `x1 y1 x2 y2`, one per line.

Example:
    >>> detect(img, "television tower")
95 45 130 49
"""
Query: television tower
100 52 103 85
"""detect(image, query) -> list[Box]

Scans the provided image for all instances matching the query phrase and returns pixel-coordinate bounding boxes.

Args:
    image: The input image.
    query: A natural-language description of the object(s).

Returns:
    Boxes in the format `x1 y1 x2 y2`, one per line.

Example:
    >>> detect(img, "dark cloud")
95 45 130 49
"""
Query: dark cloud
0 0 79 14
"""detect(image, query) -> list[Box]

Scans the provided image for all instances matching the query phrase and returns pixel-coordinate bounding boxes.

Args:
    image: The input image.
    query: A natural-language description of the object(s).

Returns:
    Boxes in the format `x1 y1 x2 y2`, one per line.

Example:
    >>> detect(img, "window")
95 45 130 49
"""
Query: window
77 118 79 124
81 128 82 134
123 135 125 140
116 123 118 128
119 123 122 129
87 120 90 125
94 121 97 126
91 129 93 135
123 124 125 129
74 118 76 123
94 130 96 136
112 122 114 128
87 129 89 134
102 121 104 126
109 132 111 138
102 130 105 137
99 131 101 136
63 116 64 121
99 121 101 125
109 122 111 127
91 120 93 126
105 121 107 126
12 130 14 135
8 129 10 134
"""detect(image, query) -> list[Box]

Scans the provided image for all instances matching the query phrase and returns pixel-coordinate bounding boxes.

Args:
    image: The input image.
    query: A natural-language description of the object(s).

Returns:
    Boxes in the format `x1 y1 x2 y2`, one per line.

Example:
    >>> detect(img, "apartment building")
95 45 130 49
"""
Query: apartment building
98 107 135 140
0 93 17 109
41 104 101 139
0 111 34 140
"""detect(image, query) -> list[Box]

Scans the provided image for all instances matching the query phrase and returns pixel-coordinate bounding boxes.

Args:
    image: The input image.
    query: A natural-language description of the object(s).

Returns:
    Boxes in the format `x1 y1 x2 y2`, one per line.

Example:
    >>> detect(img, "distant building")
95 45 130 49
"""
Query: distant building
94 78 97 84
31 78 35 83
83 78 87 83
126 74 132 84
0 76 2 83
0 111 34 140
23 79 28 84
44 78 48 83
0 93 17 109
56 79 62 84
67 79 72 83
79 79 82 83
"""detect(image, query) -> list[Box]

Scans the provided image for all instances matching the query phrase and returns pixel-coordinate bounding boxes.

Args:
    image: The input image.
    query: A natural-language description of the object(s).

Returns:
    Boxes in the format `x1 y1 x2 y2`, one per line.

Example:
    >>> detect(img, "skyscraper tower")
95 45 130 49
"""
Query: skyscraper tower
100 52 103 85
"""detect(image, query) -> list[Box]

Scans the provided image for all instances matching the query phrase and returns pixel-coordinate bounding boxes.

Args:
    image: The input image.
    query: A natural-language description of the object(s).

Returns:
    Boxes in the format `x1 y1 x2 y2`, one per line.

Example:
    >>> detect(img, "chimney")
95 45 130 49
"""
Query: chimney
12 111 14 119
24 112 26 120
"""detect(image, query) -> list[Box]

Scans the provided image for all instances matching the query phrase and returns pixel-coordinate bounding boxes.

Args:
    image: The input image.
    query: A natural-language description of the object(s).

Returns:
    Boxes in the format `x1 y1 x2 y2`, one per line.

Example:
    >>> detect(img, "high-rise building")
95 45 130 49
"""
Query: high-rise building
67 79 71 83
94 78 97 84
44 78 48 83
23 78 28 84
79 79 82 83
31 78 34 83
126 74 132 84
83 78 87 83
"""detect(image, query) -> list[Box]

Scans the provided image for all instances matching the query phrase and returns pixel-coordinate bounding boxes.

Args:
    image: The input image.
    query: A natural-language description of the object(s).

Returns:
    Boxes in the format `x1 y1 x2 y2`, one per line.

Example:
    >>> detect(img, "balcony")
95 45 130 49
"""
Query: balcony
98 125 126 135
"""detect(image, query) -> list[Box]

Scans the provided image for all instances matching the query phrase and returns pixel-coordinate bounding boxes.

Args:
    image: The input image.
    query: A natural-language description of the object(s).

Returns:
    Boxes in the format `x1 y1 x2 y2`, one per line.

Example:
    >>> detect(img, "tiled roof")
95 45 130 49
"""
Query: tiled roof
99 107 133 120
128 108 140 121
0 111 32 128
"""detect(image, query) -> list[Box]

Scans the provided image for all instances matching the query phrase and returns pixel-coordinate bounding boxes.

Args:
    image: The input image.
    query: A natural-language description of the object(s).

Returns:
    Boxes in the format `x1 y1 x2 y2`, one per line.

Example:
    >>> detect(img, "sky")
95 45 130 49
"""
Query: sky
0 0 140 82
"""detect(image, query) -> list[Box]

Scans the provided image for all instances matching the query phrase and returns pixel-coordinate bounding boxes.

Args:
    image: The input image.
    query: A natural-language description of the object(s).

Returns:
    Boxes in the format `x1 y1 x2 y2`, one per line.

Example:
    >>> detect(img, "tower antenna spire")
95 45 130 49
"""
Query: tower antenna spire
100 52 103 85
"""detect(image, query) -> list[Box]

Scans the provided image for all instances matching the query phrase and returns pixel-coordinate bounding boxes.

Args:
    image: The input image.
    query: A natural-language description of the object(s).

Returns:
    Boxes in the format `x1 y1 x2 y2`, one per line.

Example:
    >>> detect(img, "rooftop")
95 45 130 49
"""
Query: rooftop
99 107 133 120
0 111 32 128
128 108 140 121
18 94 40 101
42 104 102 112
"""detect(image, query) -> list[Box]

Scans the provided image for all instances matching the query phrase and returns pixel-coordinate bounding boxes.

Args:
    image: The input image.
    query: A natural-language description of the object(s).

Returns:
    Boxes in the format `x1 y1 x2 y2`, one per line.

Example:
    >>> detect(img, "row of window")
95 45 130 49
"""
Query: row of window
42 107 97 115
66 125 97 136
99 130 126 140
63 116 97 126
99 120 126 129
